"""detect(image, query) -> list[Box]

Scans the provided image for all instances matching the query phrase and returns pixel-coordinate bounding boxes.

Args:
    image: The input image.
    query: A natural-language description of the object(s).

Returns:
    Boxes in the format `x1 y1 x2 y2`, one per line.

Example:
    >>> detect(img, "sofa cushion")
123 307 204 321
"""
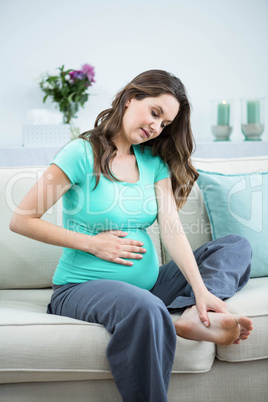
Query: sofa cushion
1 280 266 384
218 277 268 362
0 289 215 384
197 170 268 277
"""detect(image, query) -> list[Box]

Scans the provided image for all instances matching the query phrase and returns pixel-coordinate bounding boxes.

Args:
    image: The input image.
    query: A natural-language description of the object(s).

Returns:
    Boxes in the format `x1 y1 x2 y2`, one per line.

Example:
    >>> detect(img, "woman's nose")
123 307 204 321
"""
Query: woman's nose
150 121 162 136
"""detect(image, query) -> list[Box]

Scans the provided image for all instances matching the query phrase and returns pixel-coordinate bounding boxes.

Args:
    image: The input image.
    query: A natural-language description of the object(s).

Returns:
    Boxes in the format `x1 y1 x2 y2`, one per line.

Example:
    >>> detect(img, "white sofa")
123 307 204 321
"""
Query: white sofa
0 155 267 402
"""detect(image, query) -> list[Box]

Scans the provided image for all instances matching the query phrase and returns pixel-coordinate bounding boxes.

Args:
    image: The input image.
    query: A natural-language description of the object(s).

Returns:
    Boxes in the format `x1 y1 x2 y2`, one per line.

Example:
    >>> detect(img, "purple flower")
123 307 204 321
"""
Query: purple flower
81 63 95 83
69 70 85 81
68 64 95 87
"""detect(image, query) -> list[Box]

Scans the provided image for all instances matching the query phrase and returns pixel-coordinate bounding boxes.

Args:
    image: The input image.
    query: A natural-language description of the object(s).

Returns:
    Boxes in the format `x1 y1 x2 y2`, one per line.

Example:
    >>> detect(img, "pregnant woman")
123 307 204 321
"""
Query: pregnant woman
10 70 253 402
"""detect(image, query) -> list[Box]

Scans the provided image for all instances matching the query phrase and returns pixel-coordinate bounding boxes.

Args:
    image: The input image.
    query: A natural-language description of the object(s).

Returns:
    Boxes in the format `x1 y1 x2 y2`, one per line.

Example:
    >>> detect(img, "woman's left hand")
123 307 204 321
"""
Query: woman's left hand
195 289 228 327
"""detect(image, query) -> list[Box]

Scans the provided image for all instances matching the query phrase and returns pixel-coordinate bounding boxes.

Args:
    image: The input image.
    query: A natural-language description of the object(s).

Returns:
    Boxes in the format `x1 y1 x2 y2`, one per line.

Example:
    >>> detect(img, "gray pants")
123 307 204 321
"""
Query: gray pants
47 235 252 402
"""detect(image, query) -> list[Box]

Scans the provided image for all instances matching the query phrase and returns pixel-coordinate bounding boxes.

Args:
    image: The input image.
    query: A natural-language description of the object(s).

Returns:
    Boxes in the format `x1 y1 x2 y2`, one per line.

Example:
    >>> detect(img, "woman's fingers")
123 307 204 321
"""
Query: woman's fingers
111 230 145 246
108 231 147 254
89 230 147 265
113 258 134 266
196 305 210 327
110 230 129 237
196 291 229 327
116 242 147 261
121 244 146 253
120 251 144 259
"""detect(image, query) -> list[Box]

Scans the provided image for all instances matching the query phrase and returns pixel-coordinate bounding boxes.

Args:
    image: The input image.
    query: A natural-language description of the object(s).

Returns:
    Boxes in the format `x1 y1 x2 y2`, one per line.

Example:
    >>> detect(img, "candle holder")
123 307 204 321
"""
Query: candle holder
210 99 234 141
240 98 265 140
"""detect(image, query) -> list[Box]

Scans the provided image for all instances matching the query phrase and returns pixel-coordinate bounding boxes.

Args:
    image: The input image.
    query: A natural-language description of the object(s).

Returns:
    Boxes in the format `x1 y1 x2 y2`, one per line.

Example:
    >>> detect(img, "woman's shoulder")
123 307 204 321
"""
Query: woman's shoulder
59 138 93 160
62 138 92 151
50 138 94 186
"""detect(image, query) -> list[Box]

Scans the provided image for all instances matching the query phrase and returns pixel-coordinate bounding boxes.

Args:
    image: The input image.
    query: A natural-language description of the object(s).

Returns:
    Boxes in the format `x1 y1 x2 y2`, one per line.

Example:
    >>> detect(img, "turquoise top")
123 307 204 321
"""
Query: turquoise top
51 139 170 290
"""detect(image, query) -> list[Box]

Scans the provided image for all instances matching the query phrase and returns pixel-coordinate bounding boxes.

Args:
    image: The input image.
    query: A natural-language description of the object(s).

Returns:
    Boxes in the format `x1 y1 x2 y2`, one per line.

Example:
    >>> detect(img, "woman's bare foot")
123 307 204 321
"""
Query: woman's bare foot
174 306 253 346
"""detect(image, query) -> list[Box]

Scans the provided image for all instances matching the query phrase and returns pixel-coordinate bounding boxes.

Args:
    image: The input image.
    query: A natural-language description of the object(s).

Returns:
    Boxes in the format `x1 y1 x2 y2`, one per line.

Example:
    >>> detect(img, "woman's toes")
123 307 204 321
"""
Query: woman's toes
233 339 241 344
239 334 249 340
241 329 251 336
235 316 253 330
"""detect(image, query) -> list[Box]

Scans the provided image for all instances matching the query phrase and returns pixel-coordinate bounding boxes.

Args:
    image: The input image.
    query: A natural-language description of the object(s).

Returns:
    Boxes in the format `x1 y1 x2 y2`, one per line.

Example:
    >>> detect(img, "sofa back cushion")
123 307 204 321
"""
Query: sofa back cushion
197 169 268 277
0 167 63 289
162 155 268 264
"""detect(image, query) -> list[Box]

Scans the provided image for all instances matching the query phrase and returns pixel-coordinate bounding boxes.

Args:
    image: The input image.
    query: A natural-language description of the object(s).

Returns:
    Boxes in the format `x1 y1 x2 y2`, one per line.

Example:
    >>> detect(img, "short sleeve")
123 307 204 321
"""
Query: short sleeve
154 157 170 183
50 139 89 185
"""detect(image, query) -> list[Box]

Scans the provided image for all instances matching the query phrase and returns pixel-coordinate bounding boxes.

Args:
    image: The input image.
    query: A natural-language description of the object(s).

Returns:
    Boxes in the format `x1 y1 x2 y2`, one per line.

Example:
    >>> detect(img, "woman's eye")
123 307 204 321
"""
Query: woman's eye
152 110 166 128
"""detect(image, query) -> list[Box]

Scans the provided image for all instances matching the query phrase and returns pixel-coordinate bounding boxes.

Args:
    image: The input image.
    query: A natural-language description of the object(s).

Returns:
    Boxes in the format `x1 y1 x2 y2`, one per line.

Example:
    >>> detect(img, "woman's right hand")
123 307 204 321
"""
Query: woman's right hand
88 230 147 266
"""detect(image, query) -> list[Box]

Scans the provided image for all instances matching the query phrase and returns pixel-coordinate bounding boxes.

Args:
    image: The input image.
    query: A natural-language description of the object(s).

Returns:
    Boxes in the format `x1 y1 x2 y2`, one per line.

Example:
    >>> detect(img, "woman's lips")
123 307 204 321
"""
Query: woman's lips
141 128 150 138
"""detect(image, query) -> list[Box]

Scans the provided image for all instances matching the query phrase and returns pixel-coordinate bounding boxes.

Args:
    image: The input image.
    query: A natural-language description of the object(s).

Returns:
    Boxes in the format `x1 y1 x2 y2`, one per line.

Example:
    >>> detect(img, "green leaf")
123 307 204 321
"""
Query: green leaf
47 76 58 83
79 94 88 106
68 93 76 102
43 94 49 103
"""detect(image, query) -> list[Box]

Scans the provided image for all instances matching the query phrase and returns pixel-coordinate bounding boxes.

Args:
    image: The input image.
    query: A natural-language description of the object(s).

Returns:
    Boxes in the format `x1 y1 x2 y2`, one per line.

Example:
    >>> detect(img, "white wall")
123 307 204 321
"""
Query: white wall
1 0 268 147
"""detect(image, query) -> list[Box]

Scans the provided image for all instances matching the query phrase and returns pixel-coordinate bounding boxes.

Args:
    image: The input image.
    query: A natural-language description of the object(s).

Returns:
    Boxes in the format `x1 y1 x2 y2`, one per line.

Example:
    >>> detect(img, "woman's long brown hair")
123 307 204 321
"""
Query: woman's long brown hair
79 69 198 209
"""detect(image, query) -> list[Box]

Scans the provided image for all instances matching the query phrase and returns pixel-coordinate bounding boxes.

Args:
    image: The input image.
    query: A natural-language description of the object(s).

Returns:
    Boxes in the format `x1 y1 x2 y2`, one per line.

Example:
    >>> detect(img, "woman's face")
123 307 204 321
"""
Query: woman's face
119 94 180 146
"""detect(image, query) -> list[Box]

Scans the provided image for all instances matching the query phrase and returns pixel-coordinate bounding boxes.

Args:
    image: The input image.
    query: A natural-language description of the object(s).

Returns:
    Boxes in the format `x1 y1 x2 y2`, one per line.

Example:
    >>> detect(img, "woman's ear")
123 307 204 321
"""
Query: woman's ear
125 97 133 108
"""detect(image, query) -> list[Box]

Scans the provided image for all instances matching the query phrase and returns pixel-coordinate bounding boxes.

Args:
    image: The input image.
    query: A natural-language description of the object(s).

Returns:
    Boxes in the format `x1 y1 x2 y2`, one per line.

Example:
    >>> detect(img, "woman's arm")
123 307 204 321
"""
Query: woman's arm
10 164 145 266
154 177 227 326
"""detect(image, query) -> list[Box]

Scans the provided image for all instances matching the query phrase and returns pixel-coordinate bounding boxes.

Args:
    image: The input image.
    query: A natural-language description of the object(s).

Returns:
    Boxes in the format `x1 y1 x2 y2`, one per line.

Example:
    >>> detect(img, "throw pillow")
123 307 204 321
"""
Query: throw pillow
197 170 268 278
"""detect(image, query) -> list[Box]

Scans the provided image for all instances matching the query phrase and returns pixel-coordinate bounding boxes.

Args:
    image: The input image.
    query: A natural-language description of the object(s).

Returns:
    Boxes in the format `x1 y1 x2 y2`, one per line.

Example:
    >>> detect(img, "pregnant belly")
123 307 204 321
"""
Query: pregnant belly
71 228 160 290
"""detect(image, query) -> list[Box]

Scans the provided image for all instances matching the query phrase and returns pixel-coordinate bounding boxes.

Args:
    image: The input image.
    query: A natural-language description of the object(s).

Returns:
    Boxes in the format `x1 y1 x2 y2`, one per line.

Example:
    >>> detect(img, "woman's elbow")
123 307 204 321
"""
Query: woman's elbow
10 214 19 233
9 213 26 234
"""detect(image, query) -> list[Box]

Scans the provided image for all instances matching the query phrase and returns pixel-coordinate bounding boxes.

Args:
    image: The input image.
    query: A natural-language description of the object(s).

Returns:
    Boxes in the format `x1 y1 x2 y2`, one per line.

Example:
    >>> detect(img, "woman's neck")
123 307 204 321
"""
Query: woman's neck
113 136 133 156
